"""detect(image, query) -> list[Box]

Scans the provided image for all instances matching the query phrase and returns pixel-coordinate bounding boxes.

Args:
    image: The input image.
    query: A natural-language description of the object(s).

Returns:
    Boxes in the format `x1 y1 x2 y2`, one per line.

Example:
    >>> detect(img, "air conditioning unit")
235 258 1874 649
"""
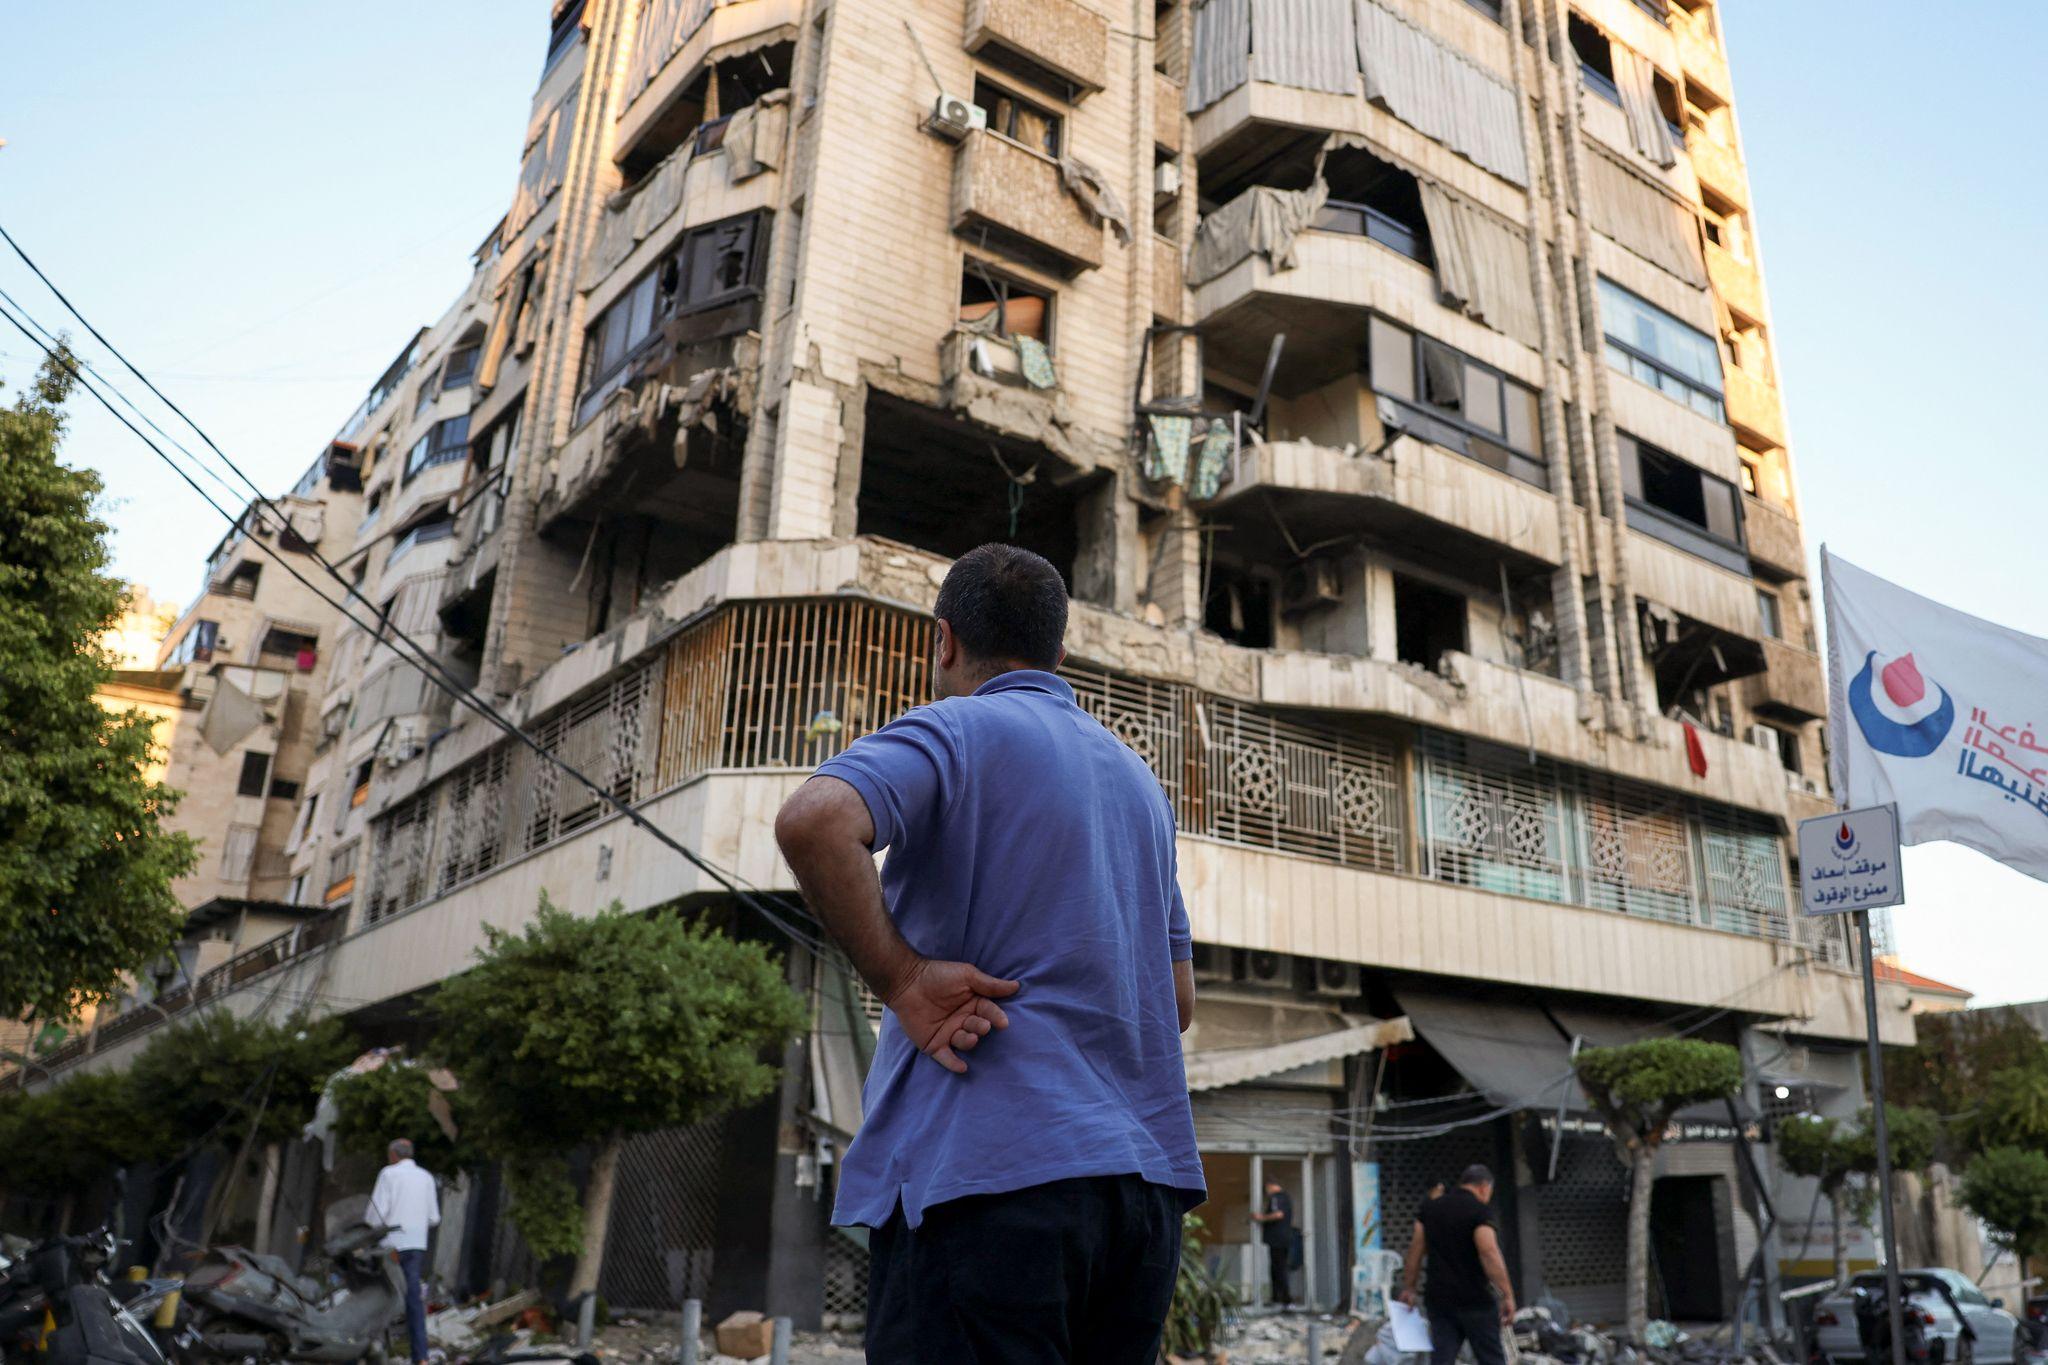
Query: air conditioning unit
1279 557 1344 616
1745 724 1777 751
927 92 986 142
1190 943 1235 985
1241 949 1287 987
1309 959 1361 998
1153 160 1183 199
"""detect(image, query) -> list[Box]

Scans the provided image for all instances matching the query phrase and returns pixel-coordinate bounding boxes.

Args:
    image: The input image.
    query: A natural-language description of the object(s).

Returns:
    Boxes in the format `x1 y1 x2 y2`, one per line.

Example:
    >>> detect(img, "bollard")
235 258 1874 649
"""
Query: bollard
679 1299 701 1365
768 1316 793 1365
576 1293 596 1348
1307 1322 1324 1361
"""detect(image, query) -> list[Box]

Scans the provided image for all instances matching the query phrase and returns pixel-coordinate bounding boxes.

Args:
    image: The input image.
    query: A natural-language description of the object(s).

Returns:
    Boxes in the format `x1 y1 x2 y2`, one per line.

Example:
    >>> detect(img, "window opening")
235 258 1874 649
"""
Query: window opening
973 76 1061 158
238 751 273 799
1756 589 1782 640
1316 149 1431 265
1570 15 1619 104
1599 278 1724 420
1394 575 1467 672
958 263 1051 343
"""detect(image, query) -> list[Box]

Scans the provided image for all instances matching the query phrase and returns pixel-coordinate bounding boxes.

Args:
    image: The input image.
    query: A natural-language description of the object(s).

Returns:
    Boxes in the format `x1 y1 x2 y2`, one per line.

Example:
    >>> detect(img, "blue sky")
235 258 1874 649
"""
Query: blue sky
3 4 2041 1001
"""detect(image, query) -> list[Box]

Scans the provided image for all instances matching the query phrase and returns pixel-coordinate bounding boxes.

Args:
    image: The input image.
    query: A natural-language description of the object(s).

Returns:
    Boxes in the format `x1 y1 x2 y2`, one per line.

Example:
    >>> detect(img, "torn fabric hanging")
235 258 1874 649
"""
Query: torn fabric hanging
200 677 267 756
1580 141 1708 288
1415 182 1541 349
1014 336 1058 391
1187 180 1329 286
1354 0 1528 186
1611 43 1678 169
1145 413 1195 484
1058 157 1132 244
1189 419 1234 500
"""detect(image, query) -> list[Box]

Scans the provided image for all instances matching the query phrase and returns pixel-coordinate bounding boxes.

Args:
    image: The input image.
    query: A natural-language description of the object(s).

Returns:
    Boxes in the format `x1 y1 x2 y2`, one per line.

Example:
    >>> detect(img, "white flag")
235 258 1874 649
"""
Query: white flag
1825 548 2048 883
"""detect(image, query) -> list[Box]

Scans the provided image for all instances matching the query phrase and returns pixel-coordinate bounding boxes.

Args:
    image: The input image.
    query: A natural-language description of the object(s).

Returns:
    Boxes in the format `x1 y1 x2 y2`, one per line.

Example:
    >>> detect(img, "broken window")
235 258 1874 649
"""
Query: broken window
974 77 1061 158
958 262 1051 343
1756 588 1782 640
576 212 770 425
1619 432 1744 567
361 486 385 530
1204 563 1276 650
1774 726 1802 774
441 339 481 391
1463 0 1504 21
1394 575 1467 672
167 619 219 666
1599 277 1723 421
269 777 301 801
1316 148 1431 266
1570 15 1618 103
261 626 319 663
221 560 262 599
1369 316 1543 481
405 415 472 480
544 0 585 73
238 751 273 800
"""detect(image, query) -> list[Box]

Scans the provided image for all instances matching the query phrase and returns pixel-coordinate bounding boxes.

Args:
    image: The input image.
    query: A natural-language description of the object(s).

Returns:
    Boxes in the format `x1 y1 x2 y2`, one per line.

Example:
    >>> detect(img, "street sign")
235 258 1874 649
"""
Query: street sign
1798 803 1904 916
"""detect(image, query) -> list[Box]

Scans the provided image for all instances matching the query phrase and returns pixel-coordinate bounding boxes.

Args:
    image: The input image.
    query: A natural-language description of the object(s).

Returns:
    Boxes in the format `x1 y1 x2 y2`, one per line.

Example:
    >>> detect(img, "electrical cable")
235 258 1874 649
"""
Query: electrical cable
0 295 837 967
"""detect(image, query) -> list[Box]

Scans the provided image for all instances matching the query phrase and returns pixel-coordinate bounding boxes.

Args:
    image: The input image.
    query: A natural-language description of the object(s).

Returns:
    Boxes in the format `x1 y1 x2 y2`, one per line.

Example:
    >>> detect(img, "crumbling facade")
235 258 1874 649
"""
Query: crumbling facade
53 0 1911 1330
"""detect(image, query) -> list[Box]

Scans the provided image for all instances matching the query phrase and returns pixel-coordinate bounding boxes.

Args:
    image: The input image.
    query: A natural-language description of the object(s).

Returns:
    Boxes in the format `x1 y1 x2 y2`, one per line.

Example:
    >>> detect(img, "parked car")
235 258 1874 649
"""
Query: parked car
1813 1270 2025 1365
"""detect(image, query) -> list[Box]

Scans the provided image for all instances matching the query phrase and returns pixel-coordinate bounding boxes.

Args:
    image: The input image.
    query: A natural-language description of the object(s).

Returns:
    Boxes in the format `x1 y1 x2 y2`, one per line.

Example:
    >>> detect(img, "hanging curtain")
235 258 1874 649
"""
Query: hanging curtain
1188 0 1252 112
1354 0 1528 187
1580 142 1708 288
1187 181 1330 286
1611 42 1679 168
1415 182 1541 350
1248 0 1359 96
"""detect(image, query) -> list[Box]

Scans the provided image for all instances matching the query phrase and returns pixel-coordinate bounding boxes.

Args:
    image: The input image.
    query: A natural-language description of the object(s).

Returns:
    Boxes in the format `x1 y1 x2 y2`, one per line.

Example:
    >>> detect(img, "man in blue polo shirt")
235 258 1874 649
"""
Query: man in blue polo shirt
774 543 1204 1364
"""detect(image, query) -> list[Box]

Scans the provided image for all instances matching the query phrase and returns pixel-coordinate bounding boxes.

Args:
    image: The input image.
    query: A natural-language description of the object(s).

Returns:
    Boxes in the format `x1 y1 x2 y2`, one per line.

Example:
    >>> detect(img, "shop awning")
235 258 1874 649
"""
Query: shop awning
1183 1015 1413 1093
1393 988 1584 1113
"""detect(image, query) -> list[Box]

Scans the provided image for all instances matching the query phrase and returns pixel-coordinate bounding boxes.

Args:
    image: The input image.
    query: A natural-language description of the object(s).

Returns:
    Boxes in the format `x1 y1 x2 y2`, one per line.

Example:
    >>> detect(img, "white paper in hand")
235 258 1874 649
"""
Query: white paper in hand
1389 1301 1433 1354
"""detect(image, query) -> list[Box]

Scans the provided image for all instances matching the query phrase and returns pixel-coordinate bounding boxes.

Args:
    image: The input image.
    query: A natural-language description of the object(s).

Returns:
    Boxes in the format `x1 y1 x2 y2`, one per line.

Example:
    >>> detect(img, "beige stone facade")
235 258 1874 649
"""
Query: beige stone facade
52 0 1905 1325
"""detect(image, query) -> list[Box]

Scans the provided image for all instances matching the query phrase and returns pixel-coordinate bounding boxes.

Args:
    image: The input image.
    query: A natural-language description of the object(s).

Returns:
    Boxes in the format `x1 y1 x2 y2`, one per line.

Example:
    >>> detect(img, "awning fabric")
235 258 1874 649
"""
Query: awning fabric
1393 988 1582 1113
1184 1015 1413 1092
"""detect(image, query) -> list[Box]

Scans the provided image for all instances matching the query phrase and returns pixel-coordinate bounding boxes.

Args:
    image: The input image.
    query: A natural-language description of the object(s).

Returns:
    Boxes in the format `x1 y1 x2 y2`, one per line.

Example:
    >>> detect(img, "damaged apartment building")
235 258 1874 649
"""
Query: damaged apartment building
45 0 1918 1332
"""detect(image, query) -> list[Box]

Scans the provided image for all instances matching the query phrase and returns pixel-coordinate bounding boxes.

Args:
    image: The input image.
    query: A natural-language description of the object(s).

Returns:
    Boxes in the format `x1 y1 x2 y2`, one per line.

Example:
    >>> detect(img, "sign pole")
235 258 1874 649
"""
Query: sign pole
1855 907 1907 1365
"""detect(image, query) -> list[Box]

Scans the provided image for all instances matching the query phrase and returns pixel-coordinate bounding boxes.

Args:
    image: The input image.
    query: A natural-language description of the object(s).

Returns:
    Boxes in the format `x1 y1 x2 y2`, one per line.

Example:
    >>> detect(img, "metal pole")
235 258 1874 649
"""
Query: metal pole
1857 909 1906 1365
576 1292 597 1349
769 1316 793 1365
1307 1322 1324 1360
679 1299 701 1365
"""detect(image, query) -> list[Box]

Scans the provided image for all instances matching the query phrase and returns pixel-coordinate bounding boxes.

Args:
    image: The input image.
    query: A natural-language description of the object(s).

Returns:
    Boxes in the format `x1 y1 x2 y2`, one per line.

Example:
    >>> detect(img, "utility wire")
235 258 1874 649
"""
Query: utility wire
0 294 837 966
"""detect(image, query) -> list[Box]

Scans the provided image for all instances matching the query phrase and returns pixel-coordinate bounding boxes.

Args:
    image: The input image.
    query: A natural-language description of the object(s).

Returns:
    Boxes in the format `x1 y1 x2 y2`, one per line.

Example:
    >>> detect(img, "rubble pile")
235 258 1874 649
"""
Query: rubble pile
1171 1307 1793 1365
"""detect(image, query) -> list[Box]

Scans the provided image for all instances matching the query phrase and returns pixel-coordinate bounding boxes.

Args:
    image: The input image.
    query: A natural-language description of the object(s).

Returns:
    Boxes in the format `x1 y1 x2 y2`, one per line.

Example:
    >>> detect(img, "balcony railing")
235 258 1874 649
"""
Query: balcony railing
358 597 1794 945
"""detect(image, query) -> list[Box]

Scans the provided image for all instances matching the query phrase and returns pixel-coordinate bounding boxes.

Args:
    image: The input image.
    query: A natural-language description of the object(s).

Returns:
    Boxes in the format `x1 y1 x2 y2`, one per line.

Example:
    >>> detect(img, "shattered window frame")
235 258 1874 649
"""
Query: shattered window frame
971 75 1063 159
1367 313 1544 485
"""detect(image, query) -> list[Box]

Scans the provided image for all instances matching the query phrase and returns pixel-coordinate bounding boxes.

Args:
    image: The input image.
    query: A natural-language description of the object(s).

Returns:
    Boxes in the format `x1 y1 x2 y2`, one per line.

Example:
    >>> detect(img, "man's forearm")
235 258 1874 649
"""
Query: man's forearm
776 780 921 1000
1479 1244 1514 1307
1401 1226 1425 1293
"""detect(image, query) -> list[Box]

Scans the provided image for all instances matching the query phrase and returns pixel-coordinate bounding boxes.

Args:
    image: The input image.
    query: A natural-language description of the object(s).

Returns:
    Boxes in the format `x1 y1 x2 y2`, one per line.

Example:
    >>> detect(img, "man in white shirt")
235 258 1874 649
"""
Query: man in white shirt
368 1139 440 1365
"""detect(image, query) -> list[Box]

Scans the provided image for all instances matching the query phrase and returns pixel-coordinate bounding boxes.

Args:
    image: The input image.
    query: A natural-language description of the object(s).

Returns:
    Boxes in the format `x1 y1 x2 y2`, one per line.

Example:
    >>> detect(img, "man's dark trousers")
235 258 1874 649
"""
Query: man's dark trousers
866 1174 1181 1364
1429 1306 1506 1365
396 1249 429 1364
1267 1241 1292 1306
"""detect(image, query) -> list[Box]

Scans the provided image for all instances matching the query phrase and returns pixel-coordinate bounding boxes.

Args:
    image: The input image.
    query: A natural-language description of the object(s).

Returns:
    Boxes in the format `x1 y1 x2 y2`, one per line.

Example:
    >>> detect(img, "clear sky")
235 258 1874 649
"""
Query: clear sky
3 4 2042 1002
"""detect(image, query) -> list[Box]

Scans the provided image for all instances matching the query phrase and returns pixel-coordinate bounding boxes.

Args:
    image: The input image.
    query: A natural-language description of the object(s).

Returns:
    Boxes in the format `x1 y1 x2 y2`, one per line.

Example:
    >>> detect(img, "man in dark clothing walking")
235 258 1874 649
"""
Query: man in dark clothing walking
775 544 1206 1365
1400 1163 1516 1365
1251 1177 1297 1307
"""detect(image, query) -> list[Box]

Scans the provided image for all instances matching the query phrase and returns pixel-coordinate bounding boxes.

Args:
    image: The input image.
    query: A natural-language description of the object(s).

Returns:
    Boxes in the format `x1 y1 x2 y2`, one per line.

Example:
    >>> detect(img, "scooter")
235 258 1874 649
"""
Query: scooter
39 1285 171 1365
179 1222 404 1363
0 1226 123 1358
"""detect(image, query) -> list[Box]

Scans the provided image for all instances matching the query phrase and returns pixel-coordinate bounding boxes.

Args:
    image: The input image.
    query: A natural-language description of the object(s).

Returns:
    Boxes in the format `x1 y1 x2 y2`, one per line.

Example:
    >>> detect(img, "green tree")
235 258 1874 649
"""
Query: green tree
1883 1010 2044 1121
128 1009 355 1249
329 1060 482 1175
0 352 195 1024
1777 1114 1861 1286
1960 1147 2048 1272
1576 1038 1744 1338
0 1071 166 1231
432 899 807 1297
1972 1059 2048 1153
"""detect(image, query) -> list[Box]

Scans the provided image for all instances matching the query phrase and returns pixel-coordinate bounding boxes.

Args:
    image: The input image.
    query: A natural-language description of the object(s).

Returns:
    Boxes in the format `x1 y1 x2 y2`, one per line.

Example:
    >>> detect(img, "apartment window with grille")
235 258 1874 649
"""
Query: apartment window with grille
1599 278 1725 420
405 415 471 480
1368 316 1544 486
237 751 273 799
973 77 1062 158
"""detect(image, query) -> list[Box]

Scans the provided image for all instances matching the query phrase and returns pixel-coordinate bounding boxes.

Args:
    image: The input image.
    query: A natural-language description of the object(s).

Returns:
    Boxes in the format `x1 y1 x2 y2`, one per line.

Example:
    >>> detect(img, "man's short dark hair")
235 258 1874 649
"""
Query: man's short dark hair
1460 1163 1494 1187
933 544 1068 670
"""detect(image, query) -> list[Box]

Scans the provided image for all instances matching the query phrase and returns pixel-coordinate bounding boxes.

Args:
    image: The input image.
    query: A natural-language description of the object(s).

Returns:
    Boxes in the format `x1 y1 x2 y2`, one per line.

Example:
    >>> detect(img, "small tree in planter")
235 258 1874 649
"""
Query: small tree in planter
1575 1038 1744 1339
1777 1114 1862 1286
432 898 806 1299
1960 1147 2048 1284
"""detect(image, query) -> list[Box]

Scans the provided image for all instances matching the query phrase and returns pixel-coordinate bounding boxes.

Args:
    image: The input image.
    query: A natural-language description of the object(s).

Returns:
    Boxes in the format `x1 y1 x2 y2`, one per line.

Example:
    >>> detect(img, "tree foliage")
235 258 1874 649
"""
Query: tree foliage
328 1060 482 1175
0 1071 168 1200
0 352 196 1021
1883 1009 2044 1118
430 899 807 1275
1575 1039 1746 1144
1841 1104 1940 1177
128 1009 356 1153
1960 1147 2048 1266
1971 1058 2048 1154
1776 1114 1856 1193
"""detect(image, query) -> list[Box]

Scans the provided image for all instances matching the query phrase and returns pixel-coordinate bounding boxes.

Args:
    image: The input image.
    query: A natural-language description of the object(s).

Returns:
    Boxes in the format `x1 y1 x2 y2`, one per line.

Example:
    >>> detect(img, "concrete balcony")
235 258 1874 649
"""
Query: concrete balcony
951 130 1102 275
1675 15 1732 103
965 0 1108 98
1689 135 1747 209
1706 242 1765 324
1724 364 1787 449
1743 495 1805 581
616 0 802 158
1153 234 1184 323
1155 71 1185 153
1629 527 1762 642
1744 637 1827 722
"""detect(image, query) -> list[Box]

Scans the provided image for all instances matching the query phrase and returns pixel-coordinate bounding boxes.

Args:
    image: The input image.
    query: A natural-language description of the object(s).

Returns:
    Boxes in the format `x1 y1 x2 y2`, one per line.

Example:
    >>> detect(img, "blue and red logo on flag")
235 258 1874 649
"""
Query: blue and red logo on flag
1848 651 1956 759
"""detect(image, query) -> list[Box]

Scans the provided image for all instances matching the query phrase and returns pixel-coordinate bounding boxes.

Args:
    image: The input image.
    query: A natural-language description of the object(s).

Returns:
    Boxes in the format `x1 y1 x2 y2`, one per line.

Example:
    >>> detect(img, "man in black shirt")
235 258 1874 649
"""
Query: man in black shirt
1250 1177 1296 1307
1399 1163 1515 1365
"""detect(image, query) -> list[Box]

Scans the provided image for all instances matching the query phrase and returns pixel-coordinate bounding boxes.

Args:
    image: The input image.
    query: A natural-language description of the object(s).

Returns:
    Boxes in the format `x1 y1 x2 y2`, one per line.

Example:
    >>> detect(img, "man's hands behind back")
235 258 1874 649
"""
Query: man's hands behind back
889 957 1020 1074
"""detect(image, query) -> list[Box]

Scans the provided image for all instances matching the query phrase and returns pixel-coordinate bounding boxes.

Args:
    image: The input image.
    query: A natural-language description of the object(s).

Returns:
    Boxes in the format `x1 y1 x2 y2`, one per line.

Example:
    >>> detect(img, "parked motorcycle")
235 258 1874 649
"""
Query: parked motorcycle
0 1226 123 1357
180 1222 404 1363
40 1285 170 1365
